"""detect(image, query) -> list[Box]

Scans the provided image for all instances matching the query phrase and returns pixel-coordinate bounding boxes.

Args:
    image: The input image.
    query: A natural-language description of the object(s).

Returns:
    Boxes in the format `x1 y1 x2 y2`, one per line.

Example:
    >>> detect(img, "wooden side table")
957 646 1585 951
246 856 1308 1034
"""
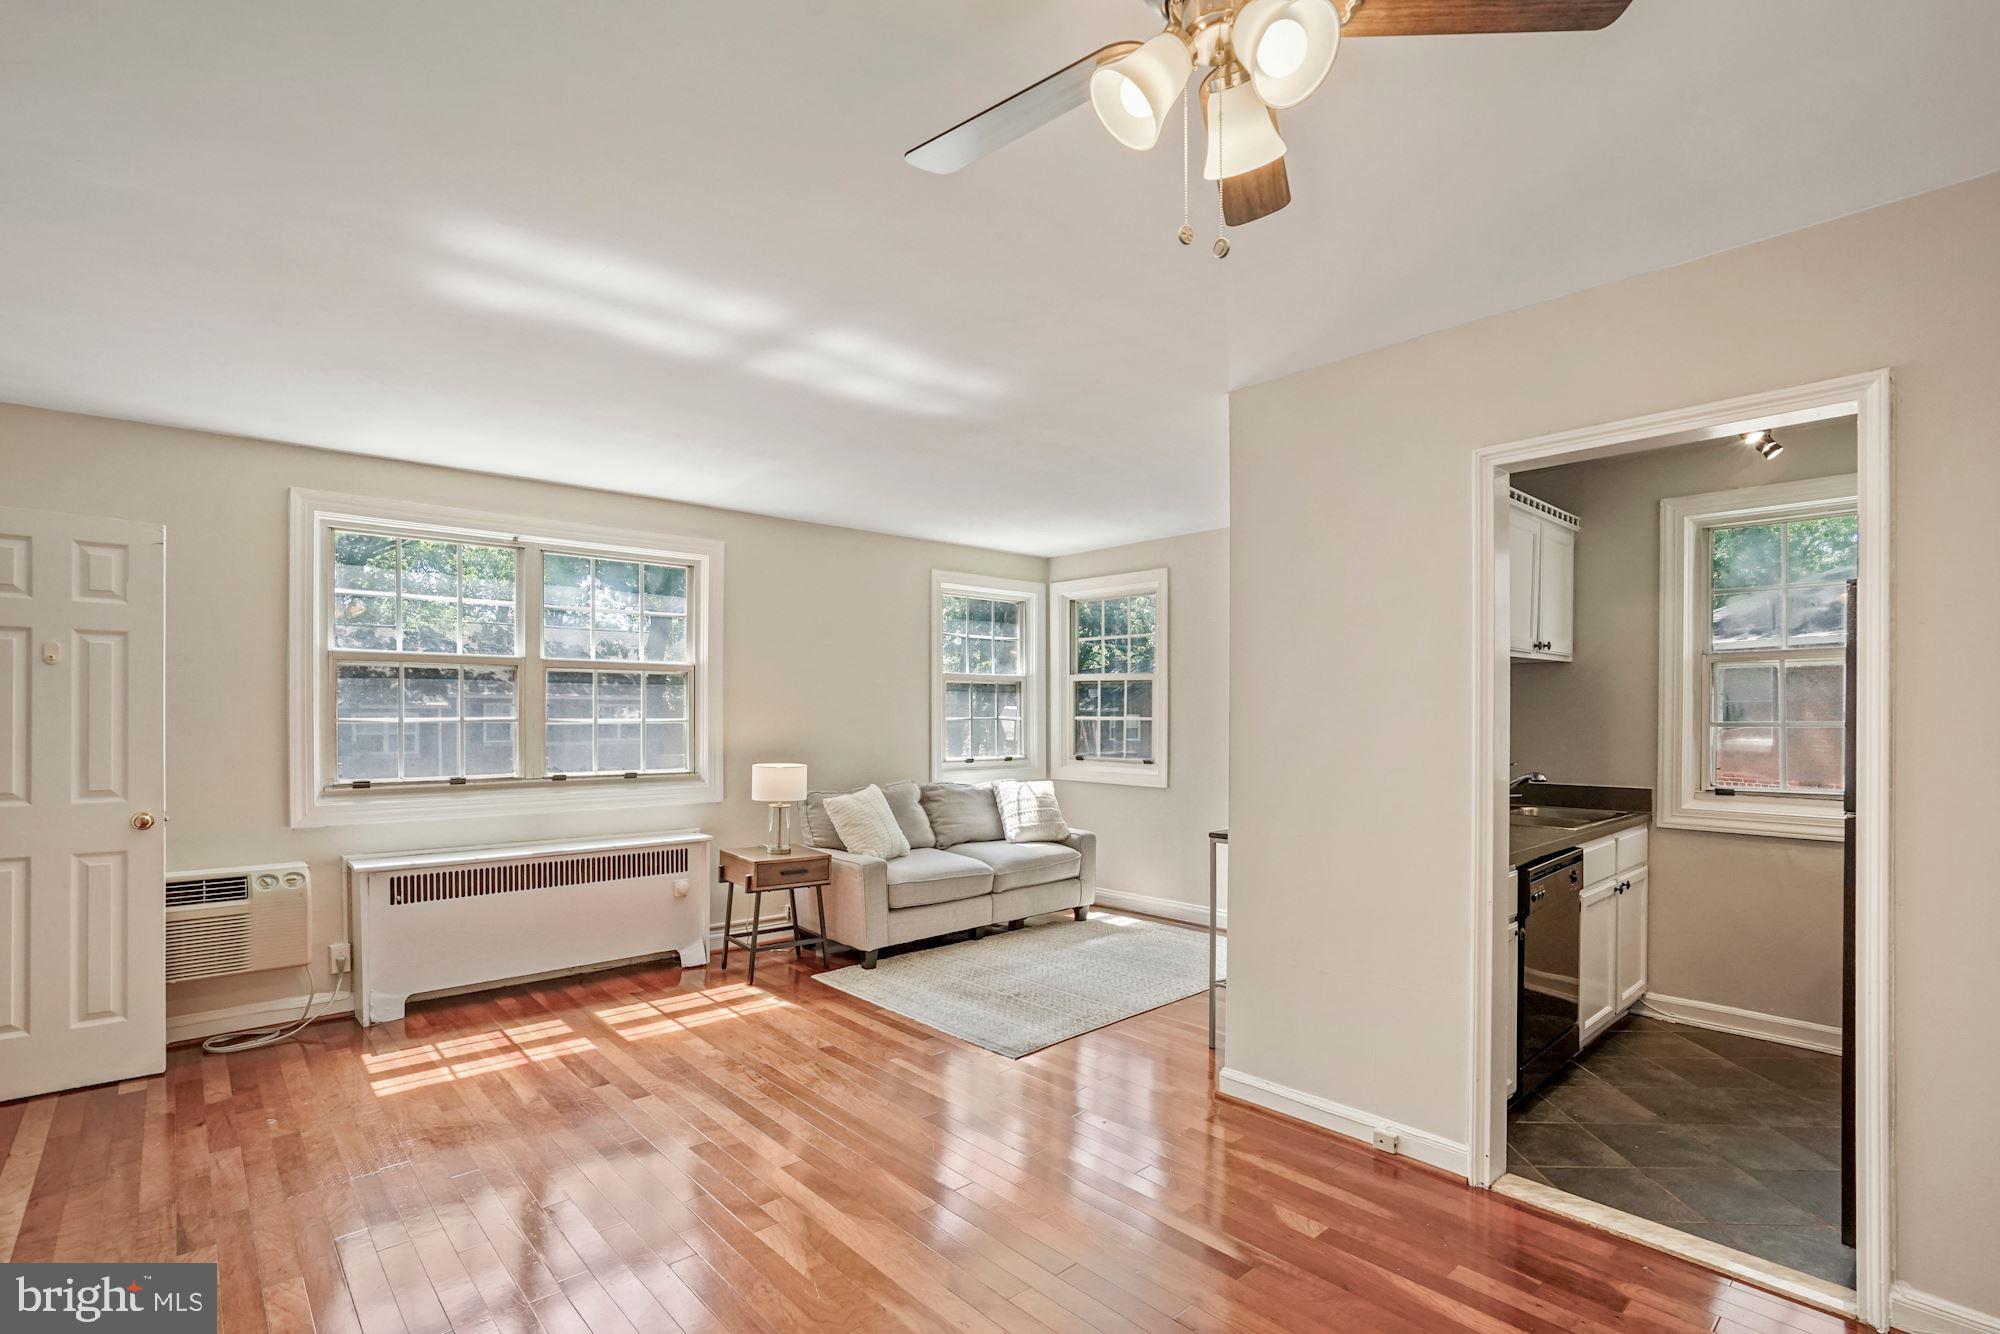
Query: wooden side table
718 848 833 982
1208 829 1227 1052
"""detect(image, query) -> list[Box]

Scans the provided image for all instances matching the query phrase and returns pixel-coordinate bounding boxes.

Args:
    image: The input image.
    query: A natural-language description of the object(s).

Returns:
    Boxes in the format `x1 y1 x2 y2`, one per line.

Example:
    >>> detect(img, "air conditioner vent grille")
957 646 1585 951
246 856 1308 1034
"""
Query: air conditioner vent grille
165 914 254 982
389 846 688 907
165 875 250 908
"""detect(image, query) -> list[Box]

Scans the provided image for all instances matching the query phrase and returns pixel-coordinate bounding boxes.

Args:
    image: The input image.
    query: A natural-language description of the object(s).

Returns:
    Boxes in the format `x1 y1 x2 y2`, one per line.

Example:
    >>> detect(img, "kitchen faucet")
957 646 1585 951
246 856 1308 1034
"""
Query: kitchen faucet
1510 771 1547 792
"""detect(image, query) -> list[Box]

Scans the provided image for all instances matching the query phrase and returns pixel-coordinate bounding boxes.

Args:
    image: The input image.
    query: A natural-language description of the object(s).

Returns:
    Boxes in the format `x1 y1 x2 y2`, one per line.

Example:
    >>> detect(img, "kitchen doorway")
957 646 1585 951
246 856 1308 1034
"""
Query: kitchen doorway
1464 373 1892 1329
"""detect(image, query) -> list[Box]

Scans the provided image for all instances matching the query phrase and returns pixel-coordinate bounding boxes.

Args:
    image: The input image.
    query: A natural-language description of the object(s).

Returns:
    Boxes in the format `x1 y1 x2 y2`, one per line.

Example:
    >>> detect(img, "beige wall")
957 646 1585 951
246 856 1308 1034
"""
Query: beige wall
1230 172 2000 1314
1510 419 1856 1028
1051 529 1229 913
0 403 1044 1024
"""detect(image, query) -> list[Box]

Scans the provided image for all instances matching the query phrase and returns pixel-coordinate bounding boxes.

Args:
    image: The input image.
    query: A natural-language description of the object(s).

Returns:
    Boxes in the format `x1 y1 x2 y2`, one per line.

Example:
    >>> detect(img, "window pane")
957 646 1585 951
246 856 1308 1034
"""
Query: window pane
462 545 517 603
547 671 594 720
1785 584 1848 648
1074 720 1095 758
644 564 688 614
1712 663 1778 723
335 663 399 719
1711 589 1781 651
462 667 516 719
968 637 994 673
544 554 591 611
968 599 994 639
596 672 641 721
1784 663 1844 724
1131 720 1153 760
997 718 1020 754
592 631 640 661
464 721 517 777
644 721 690 772
971 684 997 718
1078 600 1103 637
403 720 460 780
1711 524 1782 590
1128 634 1155 673
644 673 689 721
1099 682 1125 718
333 532 397 592
1075 639 1107 674
946 718 971 760
403 665 459 719
1126 681 1153 719
993 599 1019 638
944 596 970 638
401 595 459 654
997 684 1022 720
543 626 591 659
593 561 641 628
971 717 997 757
401 540 459 600
333 593 397 651
1104 598 1129 636
1786 515 1858 584
644 614 689 662
546 722 593 774
942 633 968 674
335 722 399 781
1099 720 1125 758
994 638 1020 675
1787 727 1845 793
1128 593 1157 636
1713 726 1780 789
945 682 970 720
1075 683 1098 717
597 723 641 772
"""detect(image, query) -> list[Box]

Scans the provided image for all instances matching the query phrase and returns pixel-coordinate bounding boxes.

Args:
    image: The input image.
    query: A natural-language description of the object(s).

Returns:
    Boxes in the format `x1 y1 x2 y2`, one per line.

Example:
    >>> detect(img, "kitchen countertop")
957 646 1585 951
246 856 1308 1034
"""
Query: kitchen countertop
1507 783 1653 868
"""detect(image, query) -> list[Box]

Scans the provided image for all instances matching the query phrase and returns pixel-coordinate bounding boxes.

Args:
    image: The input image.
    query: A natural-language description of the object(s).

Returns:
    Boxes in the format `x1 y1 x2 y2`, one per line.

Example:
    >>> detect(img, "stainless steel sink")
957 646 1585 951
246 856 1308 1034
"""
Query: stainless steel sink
1509 805 1631 829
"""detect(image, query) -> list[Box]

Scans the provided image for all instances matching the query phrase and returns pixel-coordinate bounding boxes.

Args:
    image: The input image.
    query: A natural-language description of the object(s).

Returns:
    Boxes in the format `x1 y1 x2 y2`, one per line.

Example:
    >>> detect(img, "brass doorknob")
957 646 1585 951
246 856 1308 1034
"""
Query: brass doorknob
130 811 157 831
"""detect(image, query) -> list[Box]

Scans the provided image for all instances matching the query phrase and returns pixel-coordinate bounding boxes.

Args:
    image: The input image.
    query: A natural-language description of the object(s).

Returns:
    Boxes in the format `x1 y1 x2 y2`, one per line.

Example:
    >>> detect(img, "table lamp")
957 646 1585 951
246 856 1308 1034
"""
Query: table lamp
751 763 807 853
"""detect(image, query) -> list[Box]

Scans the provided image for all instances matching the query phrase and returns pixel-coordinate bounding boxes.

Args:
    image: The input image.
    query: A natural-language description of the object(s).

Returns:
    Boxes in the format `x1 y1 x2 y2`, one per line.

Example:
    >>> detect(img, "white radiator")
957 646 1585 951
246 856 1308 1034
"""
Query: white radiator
344 833 712 1026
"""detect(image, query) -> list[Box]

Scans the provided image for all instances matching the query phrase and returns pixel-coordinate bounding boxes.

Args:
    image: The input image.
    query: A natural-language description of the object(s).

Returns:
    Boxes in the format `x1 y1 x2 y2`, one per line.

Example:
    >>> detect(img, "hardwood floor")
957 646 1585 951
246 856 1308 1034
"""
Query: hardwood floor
1 932 1865 1334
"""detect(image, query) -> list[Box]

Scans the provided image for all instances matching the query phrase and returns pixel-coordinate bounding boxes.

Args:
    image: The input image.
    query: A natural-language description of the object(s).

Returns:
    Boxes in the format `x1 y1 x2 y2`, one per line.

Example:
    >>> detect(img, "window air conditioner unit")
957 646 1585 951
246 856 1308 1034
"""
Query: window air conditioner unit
164 862 312 983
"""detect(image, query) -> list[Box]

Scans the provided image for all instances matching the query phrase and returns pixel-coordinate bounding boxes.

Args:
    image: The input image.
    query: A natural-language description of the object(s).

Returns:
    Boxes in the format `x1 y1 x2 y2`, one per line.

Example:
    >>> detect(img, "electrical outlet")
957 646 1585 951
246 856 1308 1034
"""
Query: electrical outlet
328 942 352 975
1371 1127 1400 1155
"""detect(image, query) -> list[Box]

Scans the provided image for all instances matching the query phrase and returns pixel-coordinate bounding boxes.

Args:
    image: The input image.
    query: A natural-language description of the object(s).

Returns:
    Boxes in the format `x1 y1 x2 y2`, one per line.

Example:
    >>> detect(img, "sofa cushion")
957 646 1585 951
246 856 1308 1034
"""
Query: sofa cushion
951 840 1082 893
804 780 935 851
920 782 1004 847
884 848 996 910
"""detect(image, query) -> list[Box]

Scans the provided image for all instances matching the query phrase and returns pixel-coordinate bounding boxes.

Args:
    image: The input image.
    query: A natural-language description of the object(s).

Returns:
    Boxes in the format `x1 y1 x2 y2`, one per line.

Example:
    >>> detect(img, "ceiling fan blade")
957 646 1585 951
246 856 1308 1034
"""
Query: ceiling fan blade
1222 156 1292 226
1340 0 1633 37
905 41 1141 174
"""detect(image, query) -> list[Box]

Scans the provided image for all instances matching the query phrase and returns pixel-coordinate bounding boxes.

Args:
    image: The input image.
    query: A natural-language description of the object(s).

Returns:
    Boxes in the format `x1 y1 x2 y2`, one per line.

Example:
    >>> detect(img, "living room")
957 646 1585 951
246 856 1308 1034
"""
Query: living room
6 3 2000 1333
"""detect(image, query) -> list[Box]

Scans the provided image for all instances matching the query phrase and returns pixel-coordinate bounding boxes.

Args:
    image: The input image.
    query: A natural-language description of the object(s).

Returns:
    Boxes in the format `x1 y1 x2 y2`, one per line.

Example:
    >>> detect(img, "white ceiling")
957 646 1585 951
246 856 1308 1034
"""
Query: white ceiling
3 2 1998 555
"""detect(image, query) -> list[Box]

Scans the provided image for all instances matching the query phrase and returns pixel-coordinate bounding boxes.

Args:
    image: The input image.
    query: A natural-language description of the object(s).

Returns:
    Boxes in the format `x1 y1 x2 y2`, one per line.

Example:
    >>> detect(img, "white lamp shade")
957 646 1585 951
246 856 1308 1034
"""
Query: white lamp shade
1232 0 1340 110
1203 81 1287 181
750 763 808 803
1090 32 1193 151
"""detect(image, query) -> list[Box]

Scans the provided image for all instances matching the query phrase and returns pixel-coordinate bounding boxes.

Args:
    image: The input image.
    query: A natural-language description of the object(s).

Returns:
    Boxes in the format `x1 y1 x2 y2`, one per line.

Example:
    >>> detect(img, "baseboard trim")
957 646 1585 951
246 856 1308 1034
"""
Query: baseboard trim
1094 886 1223 930
1635 991 1842 1055
1217 1066 1468 1176
1891 1284 2000 1334
167 991 356 1045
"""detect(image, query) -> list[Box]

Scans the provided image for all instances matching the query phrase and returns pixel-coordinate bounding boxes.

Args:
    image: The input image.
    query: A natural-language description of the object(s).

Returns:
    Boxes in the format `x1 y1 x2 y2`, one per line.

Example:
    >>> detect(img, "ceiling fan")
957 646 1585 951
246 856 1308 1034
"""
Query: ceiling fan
906 0 1634 246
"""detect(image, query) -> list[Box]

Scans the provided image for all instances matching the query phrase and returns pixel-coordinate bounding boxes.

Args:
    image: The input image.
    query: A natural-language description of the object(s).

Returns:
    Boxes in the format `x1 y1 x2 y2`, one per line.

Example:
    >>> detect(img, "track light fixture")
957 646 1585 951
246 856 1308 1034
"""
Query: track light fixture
1743 429 1784 460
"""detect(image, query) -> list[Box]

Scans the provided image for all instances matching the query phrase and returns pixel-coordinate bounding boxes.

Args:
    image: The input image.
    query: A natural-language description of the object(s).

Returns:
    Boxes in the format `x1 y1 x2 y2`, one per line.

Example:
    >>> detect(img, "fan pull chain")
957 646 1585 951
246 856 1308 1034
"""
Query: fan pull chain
1178 93 1193 247
1213 83 1230 259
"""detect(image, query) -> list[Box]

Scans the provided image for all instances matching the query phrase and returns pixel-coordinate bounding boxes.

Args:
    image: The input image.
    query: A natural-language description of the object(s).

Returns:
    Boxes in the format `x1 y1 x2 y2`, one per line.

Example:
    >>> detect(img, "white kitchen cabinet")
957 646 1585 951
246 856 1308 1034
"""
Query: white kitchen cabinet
1501 918 1520 1099
1508 490 1578 662
1579 880 1619 1043
1616 866 1649 1011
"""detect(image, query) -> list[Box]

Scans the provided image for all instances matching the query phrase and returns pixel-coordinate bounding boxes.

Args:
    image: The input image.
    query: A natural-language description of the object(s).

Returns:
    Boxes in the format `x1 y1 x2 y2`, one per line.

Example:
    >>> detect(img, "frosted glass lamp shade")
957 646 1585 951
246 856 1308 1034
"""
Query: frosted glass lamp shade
1090 32 1194 151
1203 80 1287 181
1232 0 1340 109
750 763 807 803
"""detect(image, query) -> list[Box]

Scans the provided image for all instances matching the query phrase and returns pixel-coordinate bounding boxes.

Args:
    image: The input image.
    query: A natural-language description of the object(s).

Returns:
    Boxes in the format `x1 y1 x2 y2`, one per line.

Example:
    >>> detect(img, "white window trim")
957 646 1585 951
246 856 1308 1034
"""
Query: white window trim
1050 568 1168 789
1657 474 1855 840
289 488 725 828
930 570 1045 783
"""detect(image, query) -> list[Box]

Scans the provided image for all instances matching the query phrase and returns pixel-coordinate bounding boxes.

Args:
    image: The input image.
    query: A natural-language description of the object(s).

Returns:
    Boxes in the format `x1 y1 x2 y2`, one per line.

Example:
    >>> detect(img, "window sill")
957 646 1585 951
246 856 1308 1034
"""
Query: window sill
290 772 724 829
930 759 1043 785
1656 793 1843 842
1052 758 1167 789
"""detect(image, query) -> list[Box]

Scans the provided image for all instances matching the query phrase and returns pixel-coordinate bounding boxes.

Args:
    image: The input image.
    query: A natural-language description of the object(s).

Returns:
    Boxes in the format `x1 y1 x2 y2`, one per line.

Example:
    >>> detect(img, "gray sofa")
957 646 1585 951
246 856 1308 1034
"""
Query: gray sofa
795 780 1096 967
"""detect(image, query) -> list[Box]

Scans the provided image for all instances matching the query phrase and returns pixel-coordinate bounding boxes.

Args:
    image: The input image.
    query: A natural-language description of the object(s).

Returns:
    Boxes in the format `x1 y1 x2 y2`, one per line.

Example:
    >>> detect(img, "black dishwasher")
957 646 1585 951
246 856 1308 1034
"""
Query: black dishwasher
1513 847 1584 1105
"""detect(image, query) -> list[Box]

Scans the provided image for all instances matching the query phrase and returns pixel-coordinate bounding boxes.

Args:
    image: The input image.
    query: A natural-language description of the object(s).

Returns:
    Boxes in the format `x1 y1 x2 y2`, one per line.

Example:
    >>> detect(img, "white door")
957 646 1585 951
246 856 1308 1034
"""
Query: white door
0 507 166 1102
1616 866 1649 1011
1535 518 1575 659
1578 880 1618 1043
1506 506 1540 655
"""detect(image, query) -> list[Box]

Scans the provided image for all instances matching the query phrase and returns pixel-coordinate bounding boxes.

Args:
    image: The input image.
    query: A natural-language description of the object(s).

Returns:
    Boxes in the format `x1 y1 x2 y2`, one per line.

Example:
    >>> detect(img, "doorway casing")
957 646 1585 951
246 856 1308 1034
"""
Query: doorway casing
1464 371 1892 1328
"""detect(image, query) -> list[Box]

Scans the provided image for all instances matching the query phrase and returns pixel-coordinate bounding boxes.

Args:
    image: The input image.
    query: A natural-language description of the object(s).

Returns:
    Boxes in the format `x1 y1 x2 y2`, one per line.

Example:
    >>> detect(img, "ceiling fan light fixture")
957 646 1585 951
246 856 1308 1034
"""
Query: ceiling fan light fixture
1089 32 1194 151
1231 0 1341 109
1203 77 1287 181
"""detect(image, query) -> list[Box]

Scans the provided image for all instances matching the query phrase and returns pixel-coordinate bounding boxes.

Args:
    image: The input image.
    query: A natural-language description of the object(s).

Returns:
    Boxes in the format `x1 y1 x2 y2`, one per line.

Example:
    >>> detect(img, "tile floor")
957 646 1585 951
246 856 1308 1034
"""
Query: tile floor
1508 1013 1854 1287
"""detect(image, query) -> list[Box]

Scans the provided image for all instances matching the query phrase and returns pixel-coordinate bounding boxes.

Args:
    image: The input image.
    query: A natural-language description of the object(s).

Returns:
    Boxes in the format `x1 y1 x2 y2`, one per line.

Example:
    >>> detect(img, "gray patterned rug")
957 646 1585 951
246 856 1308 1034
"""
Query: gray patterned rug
812 915 1225 1058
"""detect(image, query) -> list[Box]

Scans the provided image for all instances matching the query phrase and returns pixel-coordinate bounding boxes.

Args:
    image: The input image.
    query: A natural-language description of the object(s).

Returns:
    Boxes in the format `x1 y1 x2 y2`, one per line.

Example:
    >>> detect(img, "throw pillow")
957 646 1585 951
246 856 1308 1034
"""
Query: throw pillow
822 784 912 860
919 782 1004 846
995 780 1071 843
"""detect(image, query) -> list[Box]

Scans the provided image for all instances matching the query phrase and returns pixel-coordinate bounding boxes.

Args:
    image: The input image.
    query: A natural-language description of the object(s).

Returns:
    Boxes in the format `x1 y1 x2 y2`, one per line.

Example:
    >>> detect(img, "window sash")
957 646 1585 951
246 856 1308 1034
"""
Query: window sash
932 573 1043 778
1050 571 1167 786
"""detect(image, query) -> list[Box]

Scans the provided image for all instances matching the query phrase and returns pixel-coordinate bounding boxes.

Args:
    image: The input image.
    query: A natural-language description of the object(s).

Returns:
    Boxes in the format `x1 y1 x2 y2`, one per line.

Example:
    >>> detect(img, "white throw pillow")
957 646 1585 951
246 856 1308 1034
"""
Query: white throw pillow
995 780 1071 844
822 784 912 860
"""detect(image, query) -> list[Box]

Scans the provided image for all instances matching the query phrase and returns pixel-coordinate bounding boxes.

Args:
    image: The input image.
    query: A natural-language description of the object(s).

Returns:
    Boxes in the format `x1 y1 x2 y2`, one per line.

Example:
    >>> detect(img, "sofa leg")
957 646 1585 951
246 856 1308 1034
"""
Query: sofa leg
1009 918 1025 931
1074 905 1088 922
862 950 879 970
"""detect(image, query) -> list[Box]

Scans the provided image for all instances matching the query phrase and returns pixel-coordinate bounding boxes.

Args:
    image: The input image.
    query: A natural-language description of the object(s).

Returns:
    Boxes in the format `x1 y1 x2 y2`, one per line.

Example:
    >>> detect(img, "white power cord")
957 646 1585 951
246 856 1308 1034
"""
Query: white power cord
200 965 350 1054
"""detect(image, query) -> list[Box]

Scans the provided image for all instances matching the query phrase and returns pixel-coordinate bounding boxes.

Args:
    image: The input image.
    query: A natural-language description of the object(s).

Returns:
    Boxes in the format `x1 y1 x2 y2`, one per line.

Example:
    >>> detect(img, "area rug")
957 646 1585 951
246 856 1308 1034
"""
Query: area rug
812 915 1225 1058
